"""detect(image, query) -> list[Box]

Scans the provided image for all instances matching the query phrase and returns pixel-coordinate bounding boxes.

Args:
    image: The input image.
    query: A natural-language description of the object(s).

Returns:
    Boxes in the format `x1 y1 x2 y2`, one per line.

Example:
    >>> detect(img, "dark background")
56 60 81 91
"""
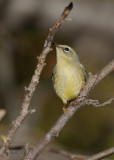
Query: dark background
0 0 114 159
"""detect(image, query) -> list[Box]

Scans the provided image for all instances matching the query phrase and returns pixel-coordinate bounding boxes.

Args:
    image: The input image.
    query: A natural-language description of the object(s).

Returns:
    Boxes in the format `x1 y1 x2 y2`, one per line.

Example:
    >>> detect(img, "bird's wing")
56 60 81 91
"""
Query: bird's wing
51 65 56 81
80 64 87 82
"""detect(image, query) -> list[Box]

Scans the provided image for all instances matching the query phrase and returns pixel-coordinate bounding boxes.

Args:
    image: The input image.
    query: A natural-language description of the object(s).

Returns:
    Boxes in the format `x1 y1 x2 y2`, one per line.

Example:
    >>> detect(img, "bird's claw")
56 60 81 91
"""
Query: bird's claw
63 107 71 116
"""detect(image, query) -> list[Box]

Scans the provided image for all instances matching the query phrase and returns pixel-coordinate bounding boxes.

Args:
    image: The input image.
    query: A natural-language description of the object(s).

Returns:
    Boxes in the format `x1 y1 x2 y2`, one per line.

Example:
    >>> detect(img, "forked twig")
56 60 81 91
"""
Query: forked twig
85 97 114 108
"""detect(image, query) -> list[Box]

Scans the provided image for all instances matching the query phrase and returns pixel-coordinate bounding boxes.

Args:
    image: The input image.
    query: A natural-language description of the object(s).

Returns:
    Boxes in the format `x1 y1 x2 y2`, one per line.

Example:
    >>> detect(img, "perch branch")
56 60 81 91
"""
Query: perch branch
86 147 114 160
24 59 114 160
0 2 73 156
85 97 114 108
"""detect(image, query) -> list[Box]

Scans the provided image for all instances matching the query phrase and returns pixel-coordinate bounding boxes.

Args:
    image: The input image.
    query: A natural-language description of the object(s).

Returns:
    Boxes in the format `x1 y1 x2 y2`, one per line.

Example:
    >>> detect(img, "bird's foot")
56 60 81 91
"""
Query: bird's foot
70 94 88 106
63 106 68 114
70 100 79 106
63 106 71 116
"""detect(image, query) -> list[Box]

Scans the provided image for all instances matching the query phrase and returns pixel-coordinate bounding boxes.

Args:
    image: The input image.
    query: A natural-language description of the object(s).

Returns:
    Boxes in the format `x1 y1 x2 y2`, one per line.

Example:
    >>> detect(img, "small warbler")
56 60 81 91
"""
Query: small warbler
52 43 87 105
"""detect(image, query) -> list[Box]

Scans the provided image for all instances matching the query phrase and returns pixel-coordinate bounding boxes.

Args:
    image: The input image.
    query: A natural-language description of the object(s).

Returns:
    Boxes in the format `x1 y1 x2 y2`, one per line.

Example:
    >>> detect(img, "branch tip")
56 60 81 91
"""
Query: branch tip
62 2 73 17
67 2 73 10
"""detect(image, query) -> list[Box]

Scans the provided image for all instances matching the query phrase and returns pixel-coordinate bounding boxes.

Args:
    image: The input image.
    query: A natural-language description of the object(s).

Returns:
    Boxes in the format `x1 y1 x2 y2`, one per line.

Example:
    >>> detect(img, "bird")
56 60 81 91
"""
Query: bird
52 43 87 110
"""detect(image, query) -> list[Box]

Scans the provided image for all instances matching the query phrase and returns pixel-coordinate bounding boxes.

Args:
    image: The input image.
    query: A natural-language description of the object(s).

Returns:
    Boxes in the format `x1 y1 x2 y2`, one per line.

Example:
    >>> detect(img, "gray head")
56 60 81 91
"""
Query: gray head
54 44 80 63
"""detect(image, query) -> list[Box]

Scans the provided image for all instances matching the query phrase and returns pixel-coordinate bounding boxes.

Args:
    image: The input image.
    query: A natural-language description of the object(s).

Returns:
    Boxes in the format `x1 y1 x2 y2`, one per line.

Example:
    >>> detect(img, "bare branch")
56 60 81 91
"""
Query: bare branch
24 59 114 160
86 147 114 160
48 148 88 160
48 147 114 160
0 2 73 157
94 59 114 86
85 97 114 108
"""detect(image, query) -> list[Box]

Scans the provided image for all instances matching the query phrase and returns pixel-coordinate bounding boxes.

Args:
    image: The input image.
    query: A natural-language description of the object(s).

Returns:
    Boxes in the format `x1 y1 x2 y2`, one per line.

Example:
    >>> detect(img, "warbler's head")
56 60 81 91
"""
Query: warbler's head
53 43 79 63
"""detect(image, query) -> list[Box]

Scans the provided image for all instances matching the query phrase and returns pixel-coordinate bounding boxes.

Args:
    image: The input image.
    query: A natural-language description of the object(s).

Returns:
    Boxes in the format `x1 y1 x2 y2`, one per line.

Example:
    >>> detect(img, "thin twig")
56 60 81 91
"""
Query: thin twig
24 59 114 160
85 97 114 108
86 147 114 160
0 2 73 157
94 59 114 86
48 148 88 160
48 148 111 160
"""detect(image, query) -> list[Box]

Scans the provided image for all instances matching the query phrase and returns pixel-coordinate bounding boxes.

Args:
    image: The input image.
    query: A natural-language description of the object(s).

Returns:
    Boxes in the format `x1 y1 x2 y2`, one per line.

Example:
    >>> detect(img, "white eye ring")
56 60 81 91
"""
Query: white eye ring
64 47 69 52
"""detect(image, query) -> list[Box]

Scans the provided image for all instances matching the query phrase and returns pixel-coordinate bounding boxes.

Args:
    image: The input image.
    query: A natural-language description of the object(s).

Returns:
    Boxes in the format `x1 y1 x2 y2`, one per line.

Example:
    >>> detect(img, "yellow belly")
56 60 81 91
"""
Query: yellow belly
53 64 85 104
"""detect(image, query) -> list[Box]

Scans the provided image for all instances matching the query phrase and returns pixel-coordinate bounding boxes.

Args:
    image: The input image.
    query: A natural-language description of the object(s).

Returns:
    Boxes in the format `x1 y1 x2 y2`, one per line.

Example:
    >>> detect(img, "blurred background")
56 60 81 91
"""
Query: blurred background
0 0 114 159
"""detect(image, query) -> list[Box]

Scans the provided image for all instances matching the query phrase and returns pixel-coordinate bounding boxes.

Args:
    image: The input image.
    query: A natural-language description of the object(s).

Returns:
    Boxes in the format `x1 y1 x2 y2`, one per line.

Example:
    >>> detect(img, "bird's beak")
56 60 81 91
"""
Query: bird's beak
52 42 60 48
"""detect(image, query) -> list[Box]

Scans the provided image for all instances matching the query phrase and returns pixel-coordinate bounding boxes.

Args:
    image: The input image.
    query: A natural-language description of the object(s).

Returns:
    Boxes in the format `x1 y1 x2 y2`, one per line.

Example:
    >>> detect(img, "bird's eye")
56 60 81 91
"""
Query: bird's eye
64 47 69 52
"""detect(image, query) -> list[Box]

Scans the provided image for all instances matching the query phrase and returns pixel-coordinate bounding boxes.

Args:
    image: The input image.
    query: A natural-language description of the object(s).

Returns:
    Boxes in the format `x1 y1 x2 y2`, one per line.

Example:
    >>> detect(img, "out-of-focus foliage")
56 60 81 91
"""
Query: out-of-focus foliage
0 0 114 158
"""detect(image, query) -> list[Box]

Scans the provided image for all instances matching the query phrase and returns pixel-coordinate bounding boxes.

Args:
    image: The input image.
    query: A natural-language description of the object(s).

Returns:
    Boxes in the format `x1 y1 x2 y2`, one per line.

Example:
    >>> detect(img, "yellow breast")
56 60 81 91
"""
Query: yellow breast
53 61 85 104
